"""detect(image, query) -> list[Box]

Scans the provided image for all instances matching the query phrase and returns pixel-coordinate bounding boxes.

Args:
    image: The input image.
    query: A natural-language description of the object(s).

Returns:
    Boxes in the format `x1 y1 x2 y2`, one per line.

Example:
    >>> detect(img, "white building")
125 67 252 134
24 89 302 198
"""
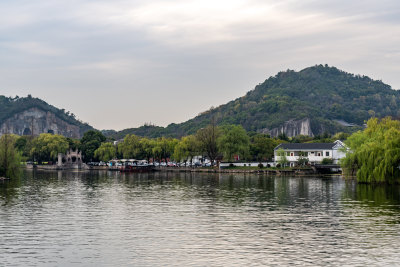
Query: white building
274 140 347 167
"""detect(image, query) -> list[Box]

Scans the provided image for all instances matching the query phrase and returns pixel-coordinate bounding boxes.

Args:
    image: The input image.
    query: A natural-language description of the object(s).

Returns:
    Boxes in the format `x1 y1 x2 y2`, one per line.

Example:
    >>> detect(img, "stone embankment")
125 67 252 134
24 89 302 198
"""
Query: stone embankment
24 165 334 175
158 167 317 175
25 164 89 170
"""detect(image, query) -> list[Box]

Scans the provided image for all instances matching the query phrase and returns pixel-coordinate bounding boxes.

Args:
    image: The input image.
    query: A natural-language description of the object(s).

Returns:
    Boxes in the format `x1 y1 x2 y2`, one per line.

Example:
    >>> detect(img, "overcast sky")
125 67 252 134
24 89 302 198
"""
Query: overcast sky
1 0 399 130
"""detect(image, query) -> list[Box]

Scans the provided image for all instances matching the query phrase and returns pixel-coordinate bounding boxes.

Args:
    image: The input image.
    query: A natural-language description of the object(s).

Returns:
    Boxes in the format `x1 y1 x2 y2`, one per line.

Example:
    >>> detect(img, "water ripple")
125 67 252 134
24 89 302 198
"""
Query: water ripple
0 171 399 266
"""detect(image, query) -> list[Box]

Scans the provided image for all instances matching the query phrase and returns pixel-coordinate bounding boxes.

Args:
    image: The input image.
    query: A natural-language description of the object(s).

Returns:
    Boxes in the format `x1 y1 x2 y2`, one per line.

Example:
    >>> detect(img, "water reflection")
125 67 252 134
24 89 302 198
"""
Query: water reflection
0 170 399 266
342 181 400 208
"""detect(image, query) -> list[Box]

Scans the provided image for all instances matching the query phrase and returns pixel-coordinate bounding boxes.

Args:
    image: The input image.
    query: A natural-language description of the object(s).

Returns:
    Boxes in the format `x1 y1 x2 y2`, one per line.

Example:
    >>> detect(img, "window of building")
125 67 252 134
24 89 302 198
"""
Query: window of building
290 152 294 156
326 151 330 156
317 152 321 156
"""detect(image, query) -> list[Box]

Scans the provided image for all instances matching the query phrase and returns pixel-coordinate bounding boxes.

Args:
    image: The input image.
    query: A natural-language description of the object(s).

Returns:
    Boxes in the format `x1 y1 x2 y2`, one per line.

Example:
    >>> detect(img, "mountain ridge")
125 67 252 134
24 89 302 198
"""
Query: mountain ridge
0 95 93 138
105 64 398 139
1 64 398 139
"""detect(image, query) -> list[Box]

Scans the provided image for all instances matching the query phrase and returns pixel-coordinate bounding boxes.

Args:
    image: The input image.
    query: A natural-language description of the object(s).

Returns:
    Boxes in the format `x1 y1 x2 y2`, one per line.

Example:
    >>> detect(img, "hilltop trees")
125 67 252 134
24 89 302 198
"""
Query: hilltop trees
0 95 93 135
101 65 399 139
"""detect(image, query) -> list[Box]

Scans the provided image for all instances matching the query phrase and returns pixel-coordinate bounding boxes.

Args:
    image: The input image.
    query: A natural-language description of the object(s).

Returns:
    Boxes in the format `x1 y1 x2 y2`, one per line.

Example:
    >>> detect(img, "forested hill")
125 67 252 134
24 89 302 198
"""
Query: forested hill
106 64 400 139
0 95 93 136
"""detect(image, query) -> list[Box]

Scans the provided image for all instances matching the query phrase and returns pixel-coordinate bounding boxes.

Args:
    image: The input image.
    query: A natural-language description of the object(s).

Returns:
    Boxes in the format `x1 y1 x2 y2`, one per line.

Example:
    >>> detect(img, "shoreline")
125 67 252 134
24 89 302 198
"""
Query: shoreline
24 165 340 176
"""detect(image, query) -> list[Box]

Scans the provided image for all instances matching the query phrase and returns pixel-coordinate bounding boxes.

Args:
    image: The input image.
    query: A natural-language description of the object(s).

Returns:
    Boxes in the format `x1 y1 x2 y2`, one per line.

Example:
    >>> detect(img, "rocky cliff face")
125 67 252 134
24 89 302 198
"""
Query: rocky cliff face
0 108 81 138
260 118 314 137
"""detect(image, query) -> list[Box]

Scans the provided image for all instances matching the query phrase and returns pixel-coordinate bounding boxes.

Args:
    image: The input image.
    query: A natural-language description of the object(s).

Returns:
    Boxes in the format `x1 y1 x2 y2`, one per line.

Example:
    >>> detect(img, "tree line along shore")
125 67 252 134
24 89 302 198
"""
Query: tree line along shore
1 117 400 184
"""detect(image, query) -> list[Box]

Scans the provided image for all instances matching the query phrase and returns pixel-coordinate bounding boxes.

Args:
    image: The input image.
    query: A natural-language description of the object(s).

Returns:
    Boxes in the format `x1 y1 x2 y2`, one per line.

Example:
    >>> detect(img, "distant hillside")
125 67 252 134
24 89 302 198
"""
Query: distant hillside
105 64 400 139
0 95 93 138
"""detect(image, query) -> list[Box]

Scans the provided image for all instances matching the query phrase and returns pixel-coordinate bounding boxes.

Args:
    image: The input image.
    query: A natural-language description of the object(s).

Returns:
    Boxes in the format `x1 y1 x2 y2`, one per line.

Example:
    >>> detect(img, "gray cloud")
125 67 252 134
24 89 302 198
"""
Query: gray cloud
0 0 399 130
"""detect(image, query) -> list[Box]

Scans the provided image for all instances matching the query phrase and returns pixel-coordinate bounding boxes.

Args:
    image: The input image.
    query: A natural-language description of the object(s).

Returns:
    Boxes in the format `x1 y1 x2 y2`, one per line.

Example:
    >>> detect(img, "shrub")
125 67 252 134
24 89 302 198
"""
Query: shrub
321 158 334 165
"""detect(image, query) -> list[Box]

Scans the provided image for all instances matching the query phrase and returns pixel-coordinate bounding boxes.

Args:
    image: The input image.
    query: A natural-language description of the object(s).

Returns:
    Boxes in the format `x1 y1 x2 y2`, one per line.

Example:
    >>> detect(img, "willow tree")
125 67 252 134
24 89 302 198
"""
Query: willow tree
94 142 116 162
173 135 199 165
118 134 141 159
152 137 178 163
218 125 249 161
341 117 400 184
0 134 22 178
139 138 155 162
30 133 69 163
196 122 220 166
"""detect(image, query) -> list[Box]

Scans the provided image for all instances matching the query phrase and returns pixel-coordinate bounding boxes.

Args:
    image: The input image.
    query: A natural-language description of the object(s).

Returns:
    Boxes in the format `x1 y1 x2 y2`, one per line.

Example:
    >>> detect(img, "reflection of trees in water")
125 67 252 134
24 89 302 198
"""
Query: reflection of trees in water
342 181 400 210
11 171 400 212
0 172 23 205
340 181 400 230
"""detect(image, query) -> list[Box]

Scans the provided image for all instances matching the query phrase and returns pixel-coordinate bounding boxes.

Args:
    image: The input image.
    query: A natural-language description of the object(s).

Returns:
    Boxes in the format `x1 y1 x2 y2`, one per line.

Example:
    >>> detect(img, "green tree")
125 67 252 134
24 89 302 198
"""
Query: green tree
341 117 400 184
139 138 155 161
80 130 106 162
94 142 116 162
196 122 220 166
250 134 278 161
152 137 178 163
218 125 250 161
173 140 187 164
332 132 350 141
66 137 80 151
276 148 289 168
297 151 309 166
118 134 141 159
321 158 333 165
0 134 22 178
278 132 289 141
173 135 199 165
31 133 69 163
290 135 313 143
15 135 34 161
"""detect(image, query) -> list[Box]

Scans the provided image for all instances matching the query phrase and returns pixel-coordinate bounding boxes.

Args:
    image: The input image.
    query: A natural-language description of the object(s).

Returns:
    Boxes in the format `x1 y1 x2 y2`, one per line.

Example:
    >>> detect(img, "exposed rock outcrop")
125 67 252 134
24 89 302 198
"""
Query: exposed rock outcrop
0 108 81 138
260 118 314 137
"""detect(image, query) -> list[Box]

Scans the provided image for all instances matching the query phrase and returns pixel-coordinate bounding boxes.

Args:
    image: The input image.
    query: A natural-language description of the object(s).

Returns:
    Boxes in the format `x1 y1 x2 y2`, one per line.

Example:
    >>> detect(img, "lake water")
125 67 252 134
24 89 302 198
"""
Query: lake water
1 170 400 266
